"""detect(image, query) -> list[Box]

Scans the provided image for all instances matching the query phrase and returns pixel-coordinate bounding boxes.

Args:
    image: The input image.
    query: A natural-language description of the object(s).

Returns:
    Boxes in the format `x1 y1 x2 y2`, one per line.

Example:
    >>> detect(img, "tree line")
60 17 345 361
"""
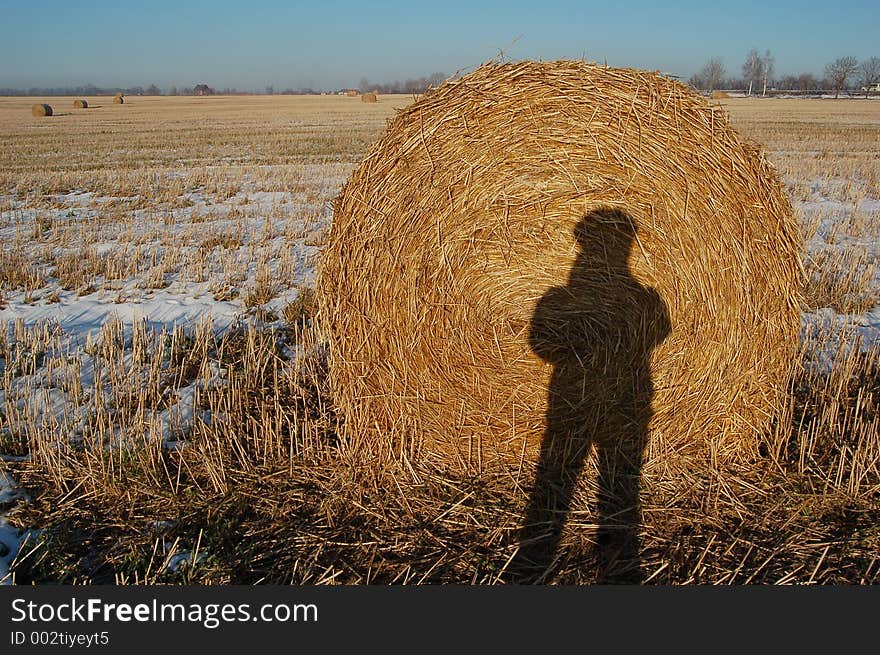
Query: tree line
356 72 449 95
0 74 452 97
6 59 877 99
689 50 880 98
0 84 163 97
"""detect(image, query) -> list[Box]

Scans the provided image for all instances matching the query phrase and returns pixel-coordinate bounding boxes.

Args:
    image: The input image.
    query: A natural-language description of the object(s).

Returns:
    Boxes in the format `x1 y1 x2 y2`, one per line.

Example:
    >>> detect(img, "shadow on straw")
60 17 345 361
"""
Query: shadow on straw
508 207 670 584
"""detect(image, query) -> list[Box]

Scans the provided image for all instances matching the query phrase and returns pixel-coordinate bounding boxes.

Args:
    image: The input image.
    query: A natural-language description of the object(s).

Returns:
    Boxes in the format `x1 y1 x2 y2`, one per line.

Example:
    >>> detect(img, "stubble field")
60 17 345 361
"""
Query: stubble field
0 92 878 584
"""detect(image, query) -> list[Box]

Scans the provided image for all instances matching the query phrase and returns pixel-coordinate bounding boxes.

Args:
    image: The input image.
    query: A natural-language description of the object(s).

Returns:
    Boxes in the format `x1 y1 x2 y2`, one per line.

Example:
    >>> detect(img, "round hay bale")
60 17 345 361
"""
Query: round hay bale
31 103 53 117
361 92 378 103
346 90 359 97
113 95 124 104
318 60 802 468
711 90 731 99
73 98 88 109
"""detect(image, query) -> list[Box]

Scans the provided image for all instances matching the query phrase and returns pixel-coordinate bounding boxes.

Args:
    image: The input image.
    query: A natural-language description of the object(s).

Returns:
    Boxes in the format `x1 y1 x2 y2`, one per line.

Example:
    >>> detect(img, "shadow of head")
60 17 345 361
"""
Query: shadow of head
528 207 668 374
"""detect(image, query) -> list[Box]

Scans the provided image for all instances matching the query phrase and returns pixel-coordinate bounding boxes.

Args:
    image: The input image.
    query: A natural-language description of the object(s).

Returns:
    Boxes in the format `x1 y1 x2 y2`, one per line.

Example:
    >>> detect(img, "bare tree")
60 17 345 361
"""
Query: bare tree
777 74 794 90
705 57 726 92
145 83 161 96
824 56 858 98
761 50 775 96
797 73 818 95
858 57 880 97
742 48 763 95
427 72 448 90
690 57 726 92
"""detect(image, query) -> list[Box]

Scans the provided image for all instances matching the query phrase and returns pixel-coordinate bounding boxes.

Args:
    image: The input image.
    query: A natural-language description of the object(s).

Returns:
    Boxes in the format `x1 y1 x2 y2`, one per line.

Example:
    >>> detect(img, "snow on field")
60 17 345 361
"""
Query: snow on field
0 471 31 584
0 168 344 579
795 177 880 371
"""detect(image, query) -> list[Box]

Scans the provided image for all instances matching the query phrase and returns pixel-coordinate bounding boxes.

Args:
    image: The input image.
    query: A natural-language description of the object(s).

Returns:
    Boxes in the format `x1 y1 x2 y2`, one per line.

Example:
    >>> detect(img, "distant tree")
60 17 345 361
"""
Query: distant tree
428 72 446 87
358 77 371 93
170 86 178 96
742 48 764 95
690 57 726 92
761 50 775 96
796 73 818 95
777 74 797 91
858 57 880 97
824 56 858 98
146 83 161 96
265 85 274 95
193 83 214 96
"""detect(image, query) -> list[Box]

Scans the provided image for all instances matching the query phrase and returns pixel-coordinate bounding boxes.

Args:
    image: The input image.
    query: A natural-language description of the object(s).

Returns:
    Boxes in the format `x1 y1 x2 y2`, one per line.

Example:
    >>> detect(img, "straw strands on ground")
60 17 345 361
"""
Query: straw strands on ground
318 60 804 471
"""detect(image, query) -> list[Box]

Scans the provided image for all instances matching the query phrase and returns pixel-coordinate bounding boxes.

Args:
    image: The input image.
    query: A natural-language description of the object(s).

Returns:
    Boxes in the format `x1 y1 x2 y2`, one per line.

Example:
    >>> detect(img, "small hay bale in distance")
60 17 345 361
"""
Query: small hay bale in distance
318 60 803 468
31 103 53 117
113 95 124 104
345 90 358 97
73 98 88 108
711 90 730 99
361 92 378 103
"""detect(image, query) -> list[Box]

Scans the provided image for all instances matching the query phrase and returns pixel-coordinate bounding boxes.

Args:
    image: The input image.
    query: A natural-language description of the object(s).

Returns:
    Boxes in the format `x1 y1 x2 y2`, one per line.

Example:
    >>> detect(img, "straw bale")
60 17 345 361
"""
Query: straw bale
31 103 53 117
361 92 378 103
73 99 88 108
318 60 803 467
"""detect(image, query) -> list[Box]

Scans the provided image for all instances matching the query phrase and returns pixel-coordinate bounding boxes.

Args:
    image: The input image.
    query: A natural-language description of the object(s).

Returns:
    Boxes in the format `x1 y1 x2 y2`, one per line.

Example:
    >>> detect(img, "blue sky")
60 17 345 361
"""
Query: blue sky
2 0 877 90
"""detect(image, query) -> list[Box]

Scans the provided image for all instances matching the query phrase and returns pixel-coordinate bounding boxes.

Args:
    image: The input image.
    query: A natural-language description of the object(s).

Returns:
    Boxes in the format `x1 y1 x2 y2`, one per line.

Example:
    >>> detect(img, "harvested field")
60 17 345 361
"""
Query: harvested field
0 89 878 585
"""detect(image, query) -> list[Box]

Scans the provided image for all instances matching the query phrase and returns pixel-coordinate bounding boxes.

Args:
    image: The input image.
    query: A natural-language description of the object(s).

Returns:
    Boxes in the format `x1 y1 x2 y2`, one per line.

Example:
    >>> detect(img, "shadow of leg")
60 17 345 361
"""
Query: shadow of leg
594 428 646 584
509 418 591 583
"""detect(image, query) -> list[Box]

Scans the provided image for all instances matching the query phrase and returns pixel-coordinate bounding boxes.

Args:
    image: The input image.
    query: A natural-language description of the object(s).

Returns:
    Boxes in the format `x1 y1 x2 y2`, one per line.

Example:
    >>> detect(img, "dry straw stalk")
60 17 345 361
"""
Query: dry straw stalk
318 60 803 470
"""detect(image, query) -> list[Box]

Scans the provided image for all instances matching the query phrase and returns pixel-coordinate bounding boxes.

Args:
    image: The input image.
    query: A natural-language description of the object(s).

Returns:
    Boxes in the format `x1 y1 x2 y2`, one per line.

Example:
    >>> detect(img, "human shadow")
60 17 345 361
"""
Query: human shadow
509 208 670 584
